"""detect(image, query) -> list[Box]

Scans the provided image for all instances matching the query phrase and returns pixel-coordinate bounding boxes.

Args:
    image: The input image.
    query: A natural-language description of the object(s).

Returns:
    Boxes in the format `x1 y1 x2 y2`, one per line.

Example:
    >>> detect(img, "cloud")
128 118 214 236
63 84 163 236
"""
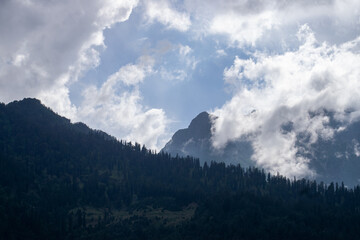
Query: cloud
211 25 360 178
144 0 191 32
157 44 198 82
77 56 169 150
160 68 188 82
178 45 198 70
107 56 154 86
216 49 227 57
179 45 192 56
210 10 278 47
0 0 138 118
184 0 360 48
353 140 360 157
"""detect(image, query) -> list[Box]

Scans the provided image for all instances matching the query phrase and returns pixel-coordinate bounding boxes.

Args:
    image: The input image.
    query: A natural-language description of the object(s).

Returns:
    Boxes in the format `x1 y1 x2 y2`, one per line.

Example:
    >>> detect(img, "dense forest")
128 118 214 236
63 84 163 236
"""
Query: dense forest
1 98 360 240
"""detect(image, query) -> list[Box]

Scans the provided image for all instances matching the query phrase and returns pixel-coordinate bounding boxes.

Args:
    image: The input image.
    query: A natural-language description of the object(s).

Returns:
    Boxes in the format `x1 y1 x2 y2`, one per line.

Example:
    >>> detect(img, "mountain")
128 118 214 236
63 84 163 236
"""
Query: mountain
162 112 253 167
163 111 360 186
2 98 360 239
303 118 360 185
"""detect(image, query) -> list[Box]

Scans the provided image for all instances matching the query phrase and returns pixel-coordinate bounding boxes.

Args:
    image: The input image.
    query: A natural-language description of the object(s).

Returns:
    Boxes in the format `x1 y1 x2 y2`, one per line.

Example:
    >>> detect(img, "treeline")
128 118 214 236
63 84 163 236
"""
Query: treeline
1 98 360 239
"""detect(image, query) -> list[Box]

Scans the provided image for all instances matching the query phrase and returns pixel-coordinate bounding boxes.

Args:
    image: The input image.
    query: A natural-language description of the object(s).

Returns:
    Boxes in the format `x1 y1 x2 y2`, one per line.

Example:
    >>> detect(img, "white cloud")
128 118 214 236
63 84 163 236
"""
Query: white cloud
0 0 138 119
160 68 187 82
178 45 198 70
211 26 360 178
216 49 227 57
77 57 169 150
107 56 154 86
157 44 198 82
126 108 168 149
144 0 191 32
210 10 278 47
179 45 192 56
97 0 139 28
354 140 360 157
185 0 360 48
37 73 77 118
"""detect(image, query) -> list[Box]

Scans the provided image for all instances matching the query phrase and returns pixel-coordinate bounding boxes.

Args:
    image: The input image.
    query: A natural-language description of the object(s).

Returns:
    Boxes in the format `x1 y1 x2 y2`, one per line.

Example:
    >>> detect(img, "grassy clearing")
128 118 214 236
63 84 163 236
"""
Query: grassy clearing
69 202 197 228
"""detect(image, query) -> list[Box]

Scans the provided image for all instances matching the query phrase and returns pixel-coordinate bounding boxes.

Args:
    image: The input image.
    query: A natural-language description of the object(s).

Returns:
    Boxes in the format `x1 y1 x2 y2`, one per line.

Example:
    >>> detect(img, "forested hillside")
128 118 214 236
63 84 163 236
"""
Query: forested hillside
1 99 360 240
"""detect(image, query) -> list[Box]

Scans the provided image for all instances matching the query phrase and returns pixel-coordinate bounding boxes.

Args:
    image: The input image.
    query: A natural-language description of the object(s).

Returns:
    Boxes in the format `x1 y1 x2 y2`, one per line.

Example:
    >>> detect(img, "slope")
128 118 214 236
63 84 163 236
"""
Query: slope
1 99 360 239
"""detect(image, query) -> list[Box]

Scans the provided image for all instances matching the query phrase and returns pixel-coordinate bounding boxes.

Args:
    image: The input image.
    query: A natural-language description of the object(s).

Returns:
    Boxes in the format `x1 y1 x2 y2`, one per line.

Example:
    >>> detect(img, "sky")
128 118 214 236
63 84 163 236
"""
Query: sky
1 0 360 178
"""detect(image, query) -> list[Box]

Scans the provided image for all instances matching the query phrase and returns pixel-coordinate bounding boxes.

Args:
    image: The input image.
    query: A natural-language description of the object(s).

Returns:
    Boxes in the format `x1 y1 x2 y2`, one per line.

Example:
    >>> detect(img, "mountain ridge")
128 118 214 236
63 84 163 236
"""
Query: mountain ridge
2 98 360 239
163 110 360 186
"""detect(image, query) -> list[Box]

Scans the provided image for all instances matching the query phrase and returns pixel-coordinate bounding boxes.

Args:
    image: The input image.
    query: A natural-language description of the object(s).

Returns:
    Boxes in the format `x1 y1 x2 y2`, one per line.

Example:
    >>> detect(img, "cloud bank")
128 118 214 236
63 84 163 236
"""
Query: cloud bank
186 0 360 48
212 25 360 178
0 0 139 116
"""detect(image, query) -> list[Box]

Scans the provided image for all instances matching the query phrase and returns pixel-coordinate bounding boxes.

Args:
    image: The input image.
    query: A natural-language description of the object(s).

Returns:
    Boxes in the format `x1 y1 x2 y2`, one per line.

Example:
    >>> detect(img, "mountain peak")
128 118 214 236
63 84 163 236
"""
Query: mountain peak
187 111 212 139
162 111 253 166
189 111 210 127
4 98 71 127
161 111 212 159
7 98 42 108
